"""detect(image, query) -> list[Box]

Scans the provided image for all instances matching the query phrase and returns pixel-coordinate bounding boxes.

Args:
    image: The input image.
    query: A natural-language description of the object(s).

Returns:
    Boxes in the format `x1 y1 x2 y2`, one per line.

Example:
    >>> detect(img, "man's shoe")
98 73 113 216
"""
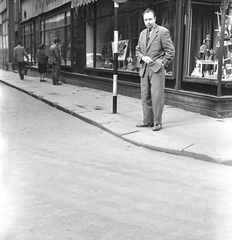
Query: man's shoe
136 123 154 127
53 82 62 85
152 124 162 131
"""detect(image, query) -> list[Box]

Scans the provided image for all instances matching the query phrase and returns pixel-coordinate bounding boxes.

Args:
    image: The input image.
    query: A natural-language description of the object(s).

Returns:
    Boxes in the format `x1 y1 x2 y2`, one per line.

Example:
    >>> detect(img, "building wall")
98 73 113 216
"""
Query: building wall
21 0 71 22
0 0 8 68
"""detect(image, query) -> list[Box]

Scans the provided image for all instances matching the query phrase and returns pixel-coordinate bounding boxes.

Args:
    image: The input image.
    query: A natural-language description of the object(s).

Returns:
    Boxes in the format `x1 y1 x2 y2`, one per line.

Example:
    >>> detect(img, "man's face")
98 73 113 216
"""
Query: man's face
143 12 156 30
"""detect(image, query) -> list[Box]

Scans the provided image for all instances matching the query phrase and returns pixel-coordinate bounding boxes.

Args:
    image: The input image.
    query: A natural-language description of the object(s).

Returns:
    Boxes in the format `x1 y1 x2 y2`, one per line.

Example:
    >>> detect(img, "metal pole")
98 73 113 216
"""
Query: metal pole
113 2 119 113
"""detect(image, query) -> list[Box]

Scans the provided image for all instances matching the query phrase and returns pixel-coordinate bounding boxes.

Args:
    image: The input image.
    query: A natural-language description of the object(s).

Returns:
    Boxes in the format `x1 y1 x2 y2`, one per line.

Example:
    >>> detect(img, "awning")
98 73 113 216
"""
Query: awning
71 0 97 7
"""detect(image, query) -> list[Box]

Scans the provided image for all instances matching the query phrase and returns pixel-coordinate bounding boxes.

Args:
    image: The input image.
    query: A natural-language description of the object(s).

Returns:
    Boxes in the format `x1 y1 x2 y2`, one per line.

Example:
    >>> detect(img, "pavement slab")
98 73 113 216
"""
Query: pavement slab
0 69 232 165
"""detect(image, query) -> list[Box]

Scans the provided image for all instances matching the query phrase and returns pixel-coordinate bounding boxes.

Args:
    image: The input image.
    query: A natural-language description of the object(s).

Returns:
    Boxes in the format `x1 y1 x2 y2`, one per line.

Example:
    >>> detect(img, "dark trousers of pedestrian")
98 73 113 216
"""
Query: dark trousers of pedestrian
52 63 61 83
141 65 165 125
17 62 26 80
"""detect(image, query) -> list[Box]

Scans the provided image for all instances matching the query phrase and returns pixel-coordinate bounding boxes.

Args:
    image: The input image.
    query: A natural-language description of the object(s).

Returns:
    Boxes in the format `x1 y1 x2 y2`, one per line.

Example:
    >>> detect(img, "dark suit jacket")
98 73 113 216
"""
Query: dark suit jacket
13 45 29 63
136 24 175 77
50 44 61 64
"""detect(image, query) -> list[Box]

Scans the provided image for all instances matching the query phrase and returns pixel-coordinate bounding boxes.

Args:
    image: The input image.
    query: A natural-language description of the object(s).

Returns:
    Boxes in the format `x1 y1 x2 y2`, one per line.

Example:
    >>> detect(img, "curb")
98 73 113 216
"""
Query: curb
1 79 232 166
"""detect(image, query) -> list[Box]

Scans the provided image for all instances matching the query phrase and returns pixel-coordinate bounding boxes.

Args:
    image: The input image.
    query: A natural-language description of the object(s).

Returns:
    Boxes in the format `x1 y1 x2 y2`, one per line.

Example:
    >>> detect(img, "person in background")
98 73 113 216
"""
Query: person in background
13 40 29 80
36 43 49 82
49 38 62 85
135 9 175 131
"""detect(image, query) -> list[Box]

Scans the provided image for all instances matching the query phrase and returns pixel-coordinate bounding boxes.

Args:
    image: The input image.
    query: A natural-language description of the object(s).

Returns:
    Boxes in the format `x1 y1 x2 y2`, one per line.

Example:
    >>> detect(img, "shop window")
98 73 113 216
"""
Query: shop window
73 7 85 73
21 22 34 63
87 1 175 76
66 11 71 24
97 0 112 17
86 20 95 67
1 16 9 65
184 1 232 96
187 3 220 81
66 26 71 66
42 10 71 67
95 16 113 68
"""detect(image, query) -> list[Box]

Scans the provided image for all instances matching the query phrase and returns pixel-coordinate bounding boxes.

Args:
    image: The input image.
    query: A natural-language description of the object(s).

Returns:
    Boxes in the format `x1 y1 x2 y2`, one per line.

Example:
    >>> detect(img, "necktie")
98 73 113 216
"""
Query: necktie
146 29 151 46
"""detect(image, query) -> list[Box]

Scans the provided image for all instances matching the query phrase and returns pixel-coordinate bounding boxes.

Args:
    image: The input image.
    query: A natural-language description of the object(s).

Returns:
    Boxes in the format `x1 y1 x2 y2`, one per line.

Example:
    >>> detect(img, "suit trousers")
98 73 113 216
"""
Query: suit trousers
140 65 165 125
52 63 61 83
17 62 26 80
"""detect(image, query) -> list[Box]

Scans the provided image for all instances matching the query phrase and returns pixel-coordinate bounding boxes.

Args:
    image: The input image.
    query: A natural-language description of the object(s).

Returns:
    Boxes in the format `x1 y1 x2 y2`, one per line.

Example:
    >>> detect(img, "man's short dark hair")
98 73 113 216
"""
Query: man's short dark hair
142 8 156 18
17 40 22 45
54 38 61 43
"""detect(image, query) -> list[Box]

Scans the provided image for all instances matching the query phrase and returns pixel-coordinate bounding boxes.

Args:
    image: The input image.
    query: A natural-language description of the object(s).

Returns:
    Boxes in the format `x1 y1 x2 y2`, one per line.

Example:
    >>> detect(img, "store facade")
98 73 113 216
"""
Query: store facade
1 0 232 117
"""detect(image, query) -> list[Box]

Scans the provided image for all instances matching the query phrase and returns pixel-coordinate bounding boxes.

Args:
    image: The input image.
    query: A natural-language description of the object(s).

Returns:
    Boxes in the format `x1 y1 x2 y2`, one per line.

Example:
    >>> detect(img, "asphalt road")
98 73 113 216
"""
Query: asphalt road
1 82 232 240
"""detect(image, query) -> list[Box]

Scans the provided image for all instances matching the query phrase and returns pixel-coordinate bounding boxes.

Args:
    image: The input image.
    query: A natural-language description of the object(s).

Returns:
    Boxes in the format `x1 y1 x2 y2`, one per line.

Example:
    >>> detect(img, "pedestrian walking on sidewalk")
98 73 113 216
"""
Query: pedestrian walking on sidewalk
36 43 49 82
135 9 175 131
13 40 29 80
49 38 62 85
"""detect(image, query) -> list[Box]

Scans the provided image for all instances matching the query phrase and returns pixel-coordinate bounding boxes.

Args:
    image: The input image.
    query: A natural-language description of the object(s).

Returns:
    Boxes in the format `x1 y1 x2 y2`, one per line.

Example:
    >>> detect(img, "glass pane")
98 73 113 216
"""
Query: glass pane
5 35 8 49
3 35 6 48
188 3 219 80
30 23 33 33
96 16 113 69
25 25 30 34
59 13 65 27
66 26 71 66
25 35 31 60
52 15 57 28
86 21 94 67
21 26 25 35
41 20 44 31
31 33 35 63
45 30 54 55
55 28 65 65
66 11 71 24
73 7 85 73
3 21 6 35
97 0 112 17
45 17 52 30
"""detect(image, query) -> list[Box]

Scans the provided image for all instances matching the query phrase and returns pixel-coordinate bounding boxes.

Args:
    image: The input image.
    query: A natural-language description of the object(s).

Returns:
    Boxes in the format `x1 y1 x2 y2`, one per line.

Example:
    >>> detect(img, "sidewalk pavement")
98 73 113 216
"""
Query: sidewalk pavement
1 69 232 165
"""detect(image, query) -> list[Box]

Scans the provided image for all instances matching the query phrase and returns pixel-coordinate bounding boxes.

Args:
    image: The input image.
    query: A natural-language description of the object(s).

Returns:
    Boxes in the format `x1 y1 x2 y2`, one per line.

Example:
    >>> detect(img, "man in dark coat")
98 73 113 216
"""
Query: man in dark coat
50 38 62 85
13 40 29 80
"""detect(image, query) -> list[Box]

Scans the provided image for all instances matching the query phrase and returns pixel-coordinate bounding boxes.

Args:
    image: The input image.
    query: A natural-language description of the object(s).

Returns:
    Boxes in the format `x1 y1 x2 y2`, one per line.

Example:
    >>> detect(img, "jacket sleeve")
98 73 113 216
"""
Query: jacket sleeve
54 47 61 63
161 29 175 68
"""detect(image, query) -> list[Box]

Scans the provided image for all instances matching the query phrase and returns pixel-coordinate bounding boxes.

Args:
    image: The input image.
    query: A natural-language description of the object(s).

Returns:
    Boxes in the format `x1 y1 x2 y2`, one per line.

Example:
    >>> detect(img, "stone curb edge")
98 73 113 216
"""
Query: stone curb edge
1 79 232 166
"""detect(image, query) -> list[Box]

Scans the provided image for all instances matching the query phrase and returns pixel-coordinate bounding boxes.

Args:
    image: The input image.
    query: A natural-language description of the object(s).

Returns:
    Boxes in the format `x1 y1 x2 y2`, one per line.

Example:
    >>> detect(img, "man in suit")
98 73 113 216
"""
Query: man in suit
13 40 29 80
50 38 62 85
135 9 175 131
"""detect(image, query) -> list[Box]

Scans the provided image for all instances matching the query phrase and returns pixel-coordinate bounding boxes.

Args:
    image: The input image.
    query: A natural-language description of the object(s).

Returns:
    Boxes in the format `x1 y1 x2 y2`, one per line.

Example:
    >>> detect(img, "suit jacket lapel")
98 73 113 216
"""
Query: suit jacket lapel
146 26 158 51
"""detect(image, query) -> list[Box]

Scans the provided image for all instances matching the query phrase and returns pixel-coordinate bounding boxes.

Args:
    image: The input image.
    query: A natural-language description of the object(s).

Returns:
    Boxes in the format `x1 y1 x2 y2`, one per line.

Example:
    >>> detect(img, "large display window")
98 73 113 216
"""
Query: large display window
21 22 34 62
85 0 176 77
41 10 71 66
73 7 85 73
0 10 9 66
184 0 232 96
